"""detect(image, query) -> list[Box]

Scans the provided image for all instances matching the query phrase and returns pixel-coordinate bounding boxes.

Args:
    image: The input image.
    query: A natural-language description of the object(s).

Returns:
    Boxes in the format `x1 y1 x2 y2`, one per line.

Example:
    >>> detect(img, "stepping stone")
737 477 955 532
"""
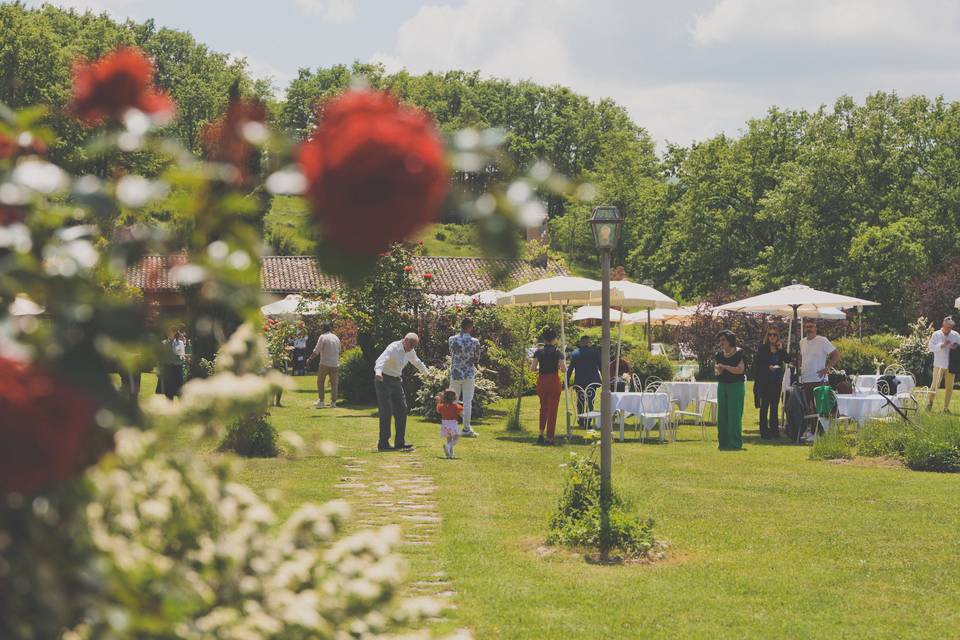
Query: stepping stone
334 483 366 489
401 540 433 547
401 515 441 523
437 590 457 599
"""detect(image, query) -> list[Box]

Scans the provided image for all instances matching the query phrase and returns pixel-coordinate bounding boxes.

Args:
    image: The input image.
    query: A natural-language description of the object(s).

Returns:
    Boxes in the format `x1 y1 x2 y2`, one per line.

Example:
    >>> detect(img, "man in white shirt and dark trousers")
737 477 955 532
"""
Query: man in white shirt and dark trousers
306 324 341 408
375 333 428 451
798 320 841 442
927 316 960 412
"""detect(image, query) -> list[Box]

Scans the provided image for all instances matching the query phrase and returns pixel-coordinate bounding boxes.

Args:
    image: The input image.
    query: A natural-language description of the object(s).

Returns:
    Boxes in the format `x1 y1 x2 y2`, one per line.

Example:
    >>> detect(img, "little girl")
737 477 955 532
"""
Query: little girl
436 389 463 459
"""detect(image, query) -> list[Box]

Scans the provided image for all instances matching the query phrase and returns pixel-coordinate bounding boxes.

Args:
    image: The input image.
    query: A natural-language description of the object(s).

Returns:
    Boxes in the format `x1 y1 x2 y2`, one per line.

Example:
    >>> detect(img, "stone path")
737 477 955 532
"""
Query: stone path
338 451 471 638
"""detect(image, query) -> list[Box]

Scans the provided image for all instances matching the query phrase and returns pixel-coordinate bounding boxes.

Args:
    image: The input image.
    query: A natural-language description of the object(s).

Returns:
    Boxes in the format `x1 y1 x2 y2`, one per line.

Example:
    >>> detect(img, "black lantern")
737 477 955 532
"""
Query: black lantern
590 206 623 251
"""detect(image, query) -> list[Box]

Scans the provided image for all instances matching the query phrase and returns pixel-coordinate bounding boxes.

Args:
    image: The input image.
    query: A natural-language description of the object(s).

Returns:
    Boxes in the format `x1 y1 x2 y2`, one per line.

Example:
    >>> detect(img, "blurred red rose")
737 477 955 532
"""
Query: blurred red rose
200 95 267 183
298 90 448 255
0 205 25 225
423 273 434 280
403 265 414 273
0 357 97 495
70 46 175 125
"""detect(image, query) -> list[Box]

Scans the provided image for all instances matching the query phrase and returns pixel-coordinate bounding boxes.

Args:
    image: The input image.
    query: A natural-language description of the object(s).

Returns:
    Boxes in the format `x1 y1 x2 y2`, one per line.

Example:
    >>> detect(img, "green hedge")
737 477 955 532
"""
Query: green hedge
833 338 895 375
218 413 278 458
338 348 376 405
629 351 674 387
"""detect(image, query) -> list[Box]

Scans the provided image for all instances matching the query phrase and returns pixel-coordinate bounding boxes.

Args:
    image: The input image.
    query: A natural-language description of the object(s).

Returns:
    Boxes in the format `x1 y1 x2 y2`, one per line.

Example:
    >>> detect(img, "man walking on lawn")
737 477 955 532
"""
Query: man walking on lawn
928 316 960 412
448 317 481 437
375 332 429 451
307 323 341 408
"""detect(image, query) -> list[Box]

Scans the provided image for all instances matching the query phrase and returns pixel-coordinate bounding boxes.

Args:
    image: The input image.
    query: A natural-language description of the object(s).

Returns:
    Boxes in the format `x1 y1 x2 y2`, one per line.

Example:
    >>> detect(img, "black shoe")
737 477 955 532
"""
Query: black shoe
537 434 545 445
377 444 393 452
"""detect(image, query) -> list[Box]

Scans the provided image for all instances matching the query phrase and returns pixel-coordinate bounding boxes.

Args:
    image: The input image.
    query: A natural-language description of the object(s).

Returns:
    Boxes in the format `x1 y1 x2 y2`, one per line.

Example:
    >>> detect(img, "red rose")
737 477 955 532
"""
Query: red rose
423 273 434 280
0 357 97 495
298 90 448 255
200 95 267 183
70 47 175 125
403 265 414 273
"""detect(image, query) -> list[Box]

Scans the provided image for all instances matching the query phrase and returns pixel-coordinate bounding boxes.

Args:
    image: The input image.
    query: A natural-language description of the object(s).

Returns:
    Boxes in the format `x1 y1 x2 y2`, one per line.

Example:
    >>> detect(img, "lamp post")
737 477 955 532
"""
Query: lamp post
590 205 623 561
856 305 863 342
643 279 654 352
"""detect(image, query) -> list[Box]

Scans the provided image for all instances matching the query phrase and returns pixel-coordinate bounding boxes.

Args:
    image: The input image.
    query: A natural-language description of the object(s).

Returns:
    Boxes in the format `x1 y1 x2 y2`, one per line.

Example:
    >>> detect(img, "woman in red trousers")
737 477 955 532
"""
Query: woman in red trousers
531 328 565 445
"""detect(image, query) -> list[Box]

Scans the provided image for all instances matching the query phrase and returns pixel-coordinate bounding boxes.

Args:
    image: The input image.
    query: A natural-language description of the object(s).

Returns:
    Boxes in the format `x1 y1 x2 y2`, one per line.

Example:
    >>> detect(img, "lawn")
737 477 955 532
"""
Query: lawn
147 374 960 638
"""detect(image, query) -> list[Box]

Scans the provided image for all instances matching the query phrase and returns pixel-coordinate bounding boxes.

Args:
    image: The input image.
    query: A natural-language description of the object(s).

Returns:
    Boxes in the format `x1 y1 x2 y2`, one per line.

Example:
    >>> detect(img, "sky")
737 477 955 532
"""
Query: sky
20 0 960 148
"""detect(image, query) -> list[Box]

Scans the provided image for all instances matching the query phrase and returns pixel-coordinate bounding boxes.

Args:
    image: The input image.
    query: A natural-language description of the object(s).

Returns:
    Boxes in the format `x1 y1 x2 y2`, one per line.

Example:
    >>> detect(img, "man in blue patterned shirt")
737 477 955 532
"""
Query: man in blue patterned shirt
448 317 482 437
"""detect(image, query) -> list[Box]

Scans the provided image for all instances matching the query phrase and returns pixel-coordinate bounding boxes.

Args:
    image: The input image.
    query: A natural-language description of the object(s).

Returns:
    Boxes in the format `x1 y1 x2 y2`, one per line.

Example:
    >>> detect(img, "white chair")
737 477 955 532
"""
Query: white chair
572 383 602 429
644 379 663 393
631 373 644 392
818 388 856 439
636 392 673 442
913 385 935 411
873 380 901 423
673 392 714 442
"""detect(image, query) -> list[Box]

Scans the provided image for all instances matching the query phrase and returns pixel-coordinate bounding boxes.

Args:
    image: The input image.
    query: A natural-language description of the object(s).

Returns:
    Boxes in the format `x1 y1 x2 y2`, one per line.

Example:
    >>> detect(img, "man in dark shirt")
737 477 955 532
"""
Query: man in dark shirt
568 336 602 426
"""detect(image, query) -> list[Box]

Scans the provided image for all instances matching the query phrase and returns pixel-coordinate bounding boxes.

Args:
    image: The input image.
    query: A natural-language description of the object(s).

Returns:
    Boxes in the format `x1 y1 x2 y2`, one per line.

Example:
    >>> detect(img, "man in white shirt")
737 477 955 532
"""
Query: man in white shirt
374 332 429 451
306 323 341 409
448 317 481 437
927 316 960 412
798 321 840 442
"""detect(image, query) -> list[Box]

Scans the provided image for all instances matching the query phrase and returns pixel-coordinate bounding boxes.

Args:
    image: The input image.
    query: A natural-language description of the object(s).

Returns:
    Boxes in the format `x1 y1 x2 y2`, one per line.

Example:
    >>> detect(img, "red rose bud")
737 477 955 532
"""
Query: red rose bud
200 95 267 183
423 273 434 280
0 357 97 495
70 46 175 125
403 265 414 273
298 90 448 255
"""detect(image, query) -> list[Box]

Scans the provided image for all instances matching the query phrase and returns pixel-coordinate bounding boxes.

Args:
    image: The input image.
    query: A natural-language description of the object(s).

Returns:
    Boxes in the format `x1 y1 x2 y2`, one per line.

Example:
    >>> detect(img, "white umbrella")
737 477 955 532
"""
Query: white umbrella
607 280 678 381
472 289 505 305
9 295 44 316
771 306 848 321
571 305 627 323
426 293 474 307
260 294 328 317
624 305 697 326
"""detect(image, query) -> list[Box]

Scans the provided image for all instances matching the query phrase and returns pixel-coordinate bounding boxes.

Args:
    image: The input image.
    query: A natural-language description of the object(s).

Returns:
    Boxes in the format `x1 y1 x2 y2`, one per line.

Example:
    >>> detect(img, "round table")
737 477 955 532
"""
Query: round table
836 393 899 425
854 374 915 394
659 381 718 412
611 392 672 441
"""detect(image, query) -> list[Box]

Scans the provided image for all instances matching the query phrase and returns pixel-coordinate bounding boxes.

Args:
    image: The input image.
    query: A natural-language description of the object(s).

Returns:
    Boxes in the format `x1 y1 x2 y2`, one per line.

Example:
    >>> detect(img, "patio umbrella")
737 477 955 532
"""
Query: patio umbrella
498 277 603 435
571 305 627 323
714 282 877 353
607 280 678 383
425 293 474 307
260 294 328 318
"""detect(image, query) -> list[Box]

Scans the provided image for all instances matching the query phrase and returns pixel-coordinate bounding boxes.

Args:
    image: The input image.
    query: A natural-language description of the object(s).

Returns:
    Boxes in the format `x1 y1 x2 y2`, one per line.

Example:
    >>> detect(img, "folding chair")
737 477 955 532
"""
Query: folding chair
572 383 602 429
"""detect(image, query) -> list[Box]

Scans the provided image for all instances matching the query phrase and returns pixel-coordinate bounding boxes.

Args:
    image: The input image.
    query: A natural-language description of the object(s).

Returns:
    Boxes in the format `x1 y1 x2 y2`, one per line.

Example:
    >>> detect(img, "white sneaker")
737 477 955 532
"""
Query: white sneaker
330 402 337 408
802 431 815 443
315 400 325 409
461 429 478 438
443 443 452 458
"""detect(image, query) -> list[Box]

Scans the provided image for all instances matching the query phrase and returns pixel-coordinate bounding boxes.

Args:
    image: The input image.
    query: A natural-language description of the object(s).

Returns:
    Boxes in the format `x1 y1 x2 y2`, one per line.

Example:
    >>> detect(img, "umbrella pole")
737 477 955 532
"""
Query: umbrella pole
614 310 623 389
561 302 571 438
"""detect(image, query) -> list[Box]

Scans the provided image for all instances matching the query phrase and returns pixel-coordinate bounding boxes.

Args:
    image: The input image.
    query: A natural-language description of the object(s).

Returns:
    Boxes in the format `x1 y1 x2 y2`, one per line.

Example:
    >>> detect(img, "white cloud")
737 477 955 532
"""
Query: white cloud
691 0 960 48
293 0 357 23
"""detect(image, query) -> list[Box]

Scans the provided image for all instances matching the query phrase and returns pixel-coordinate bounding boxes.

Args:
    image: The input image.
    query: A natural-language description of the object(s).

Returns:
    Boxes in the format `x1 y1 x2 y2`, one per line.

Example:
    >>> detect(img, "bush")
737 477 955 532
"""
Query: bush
809 428 854 461
834 338 893 375
414 359 501 421
338 347 376 405
546 453 656 558
218 413 279 457
629 351 674 387
857 420 908 458
893 317 935 385
862 333 901 357
902 416 960 472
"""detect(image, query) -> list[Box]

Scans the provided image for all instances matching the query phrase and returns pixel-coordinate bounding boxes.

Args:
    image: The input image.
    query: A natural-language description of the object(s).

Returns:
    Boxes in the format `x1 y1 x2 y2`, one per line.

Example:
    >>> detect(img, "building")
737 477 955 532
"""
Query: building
127 255 567 310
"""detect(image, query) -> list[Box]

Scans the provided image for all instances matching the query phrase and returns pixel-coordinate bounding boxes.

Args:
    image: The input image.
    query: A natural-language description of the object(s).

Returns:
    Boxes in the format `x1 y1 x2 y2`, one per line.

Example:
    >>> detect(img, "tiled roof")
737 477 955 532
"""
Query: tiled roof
129 255 566 295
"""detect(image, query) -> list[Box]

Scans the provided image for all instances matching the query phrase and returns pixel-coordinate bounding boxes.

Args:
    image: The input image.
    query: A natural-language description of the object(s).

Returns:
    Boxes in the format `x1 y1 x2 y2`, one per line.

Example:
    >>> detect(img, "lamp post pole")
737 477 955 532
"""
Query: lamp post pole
599 246 612 561
590 205 621 563
643 279 654 353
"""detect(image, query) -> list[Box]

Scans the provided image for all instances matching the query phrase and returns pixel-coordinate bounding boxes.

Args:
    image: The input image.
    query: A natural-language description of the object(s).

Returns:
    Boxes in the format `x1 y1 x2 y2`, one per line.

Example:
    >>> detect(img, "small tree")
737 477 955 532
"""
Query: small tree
894 317 935 385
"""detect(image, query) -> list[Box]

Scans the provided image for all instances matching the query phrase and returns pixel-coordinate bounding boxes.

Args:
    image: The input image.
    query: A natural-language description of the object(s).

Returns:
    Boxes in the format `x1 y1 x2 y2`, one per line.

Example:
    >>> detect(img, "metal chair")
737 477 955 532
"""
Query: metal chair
636 391 673 442
644 379 663 393
572 383 602 429
818 388 856 439
673 392 714 442
631 373 644 392
873 380 901 423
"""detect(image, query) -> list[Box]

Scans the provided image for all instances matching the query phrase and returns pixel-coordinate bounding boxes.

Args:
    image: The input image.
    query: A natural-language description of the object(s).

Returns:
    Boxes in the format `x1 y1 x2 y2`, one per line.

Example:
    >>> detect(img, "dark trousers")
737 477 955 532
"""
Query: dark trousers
759 394 780 436
375 376 408 448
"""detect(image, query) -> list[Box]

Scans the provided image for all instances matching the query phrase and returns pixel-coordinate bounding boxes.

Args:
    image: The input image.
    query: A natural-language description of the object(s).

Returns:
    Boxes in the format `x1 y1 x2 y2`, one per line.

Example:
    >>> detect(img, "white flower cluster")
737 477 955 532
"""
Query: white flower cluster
76 428 428 639
217 321 270 375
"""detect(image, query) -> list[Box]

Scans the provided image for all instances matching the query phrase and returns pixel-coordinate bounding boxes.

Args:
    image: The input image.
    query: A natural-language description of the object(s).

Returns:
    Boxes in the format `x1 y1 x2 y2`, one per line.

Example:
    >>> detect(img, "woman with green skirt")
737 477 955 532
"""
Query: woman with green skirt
714 330 746 450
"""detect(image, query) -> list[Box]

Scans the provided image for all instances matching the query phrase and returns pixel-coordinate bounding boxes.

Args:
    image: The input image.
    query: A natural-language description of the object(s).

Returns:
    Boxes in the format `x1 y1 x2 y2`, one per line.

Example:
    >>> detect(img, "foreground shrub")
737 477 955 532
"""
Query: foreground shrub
546 453 656 558
218 413 279 457
857 420 909 458
809 428 854 461
834 338 893 375
902 416 960 472
414 358 500 421
862 333 901 358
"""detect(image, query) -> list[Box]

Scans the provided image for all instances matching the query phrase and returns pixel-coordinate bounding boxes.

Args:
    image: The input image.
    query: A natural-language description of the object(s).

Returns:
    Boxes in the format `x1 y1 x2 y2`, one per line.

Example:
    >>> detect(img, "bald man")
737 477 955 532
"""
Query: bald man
374 333 429 451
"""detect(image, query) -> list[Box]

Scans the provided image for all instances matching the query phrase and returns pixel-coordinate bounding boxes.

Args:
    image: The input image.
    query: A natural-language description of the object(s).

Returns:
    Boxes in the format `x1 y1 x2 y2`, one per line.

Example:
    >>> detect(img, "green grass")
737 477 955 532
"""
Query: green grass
144 374 960 638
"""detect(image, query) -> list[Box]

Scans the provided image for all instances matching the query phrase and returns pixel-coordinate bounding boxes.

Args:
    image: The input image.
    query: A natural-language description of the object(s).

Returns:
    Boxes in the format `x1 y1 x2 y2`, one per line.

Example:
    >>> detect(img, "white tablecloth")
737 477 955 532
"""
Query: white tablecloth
836 393 899 425
659 381 718 412
612 392 672 441
854 375 914 395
